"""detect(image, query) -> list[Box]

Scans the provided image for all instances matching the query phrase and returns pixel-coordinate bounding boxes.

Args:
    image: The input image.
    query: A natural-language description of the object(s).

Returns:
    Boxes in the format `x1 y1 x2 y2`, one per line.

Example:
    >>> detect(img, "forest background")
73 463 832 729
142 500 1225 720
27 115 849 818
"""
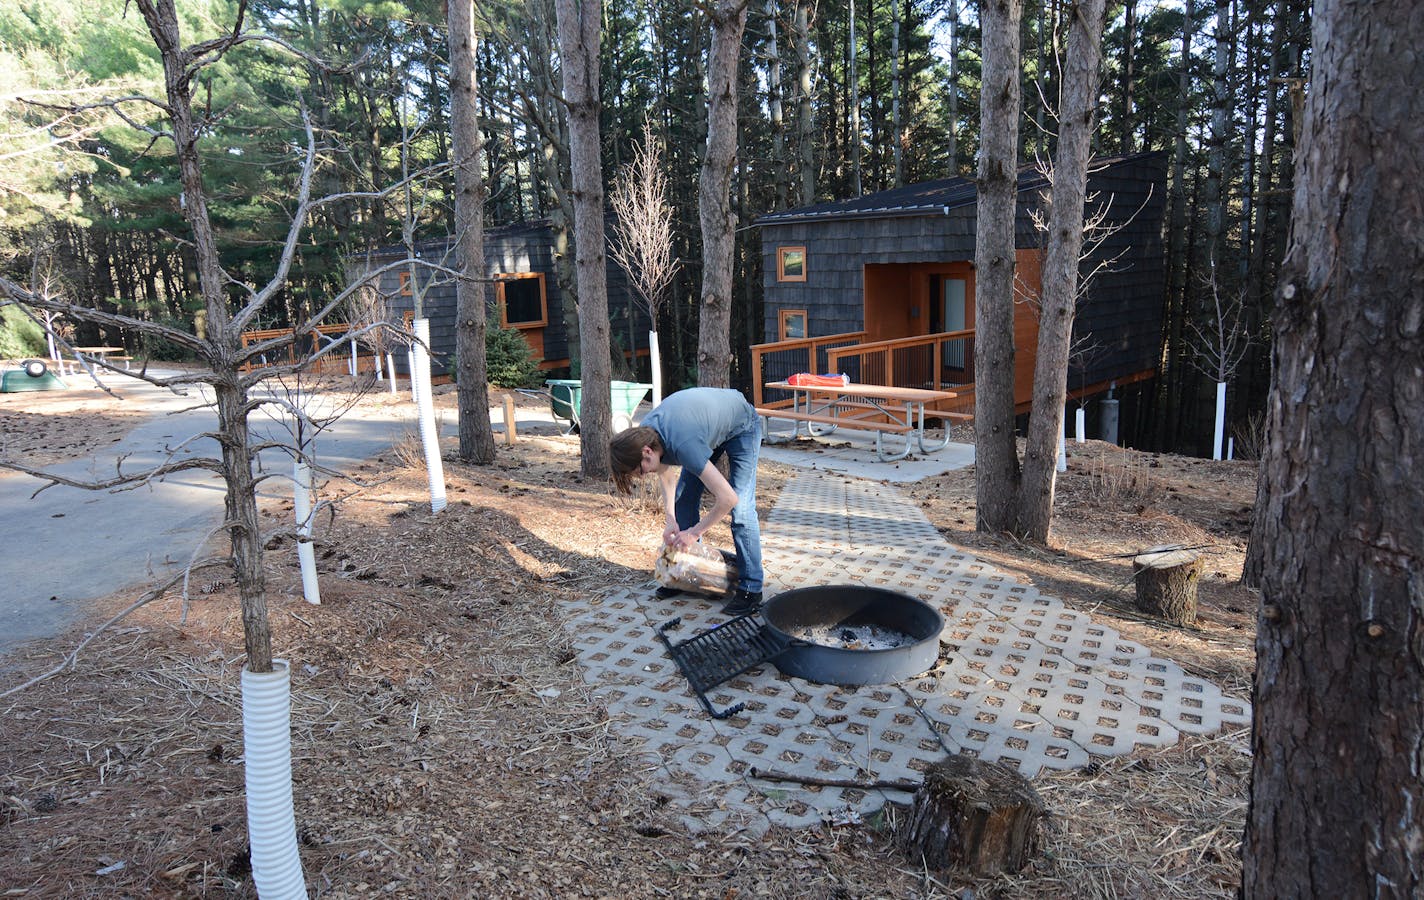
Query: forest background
0 0 1306 455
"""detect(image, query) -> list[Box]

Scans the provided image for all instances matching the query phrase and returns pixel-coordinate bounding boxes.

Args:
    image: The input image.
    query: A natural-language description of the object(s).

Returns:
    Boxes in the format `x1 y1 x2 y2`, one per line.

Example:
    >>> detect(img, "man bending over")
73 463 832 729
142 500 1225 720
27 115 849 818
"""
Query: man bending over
610 387 764 617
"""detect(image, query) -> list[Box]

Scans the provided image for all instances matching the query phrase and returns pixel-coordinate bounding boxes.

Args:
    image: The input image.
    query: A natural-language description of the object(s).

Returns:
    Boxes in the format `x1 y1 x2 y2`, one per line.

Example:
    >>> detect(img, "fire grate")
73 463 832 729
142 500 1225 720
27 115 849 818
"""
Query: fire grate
657 615 793 719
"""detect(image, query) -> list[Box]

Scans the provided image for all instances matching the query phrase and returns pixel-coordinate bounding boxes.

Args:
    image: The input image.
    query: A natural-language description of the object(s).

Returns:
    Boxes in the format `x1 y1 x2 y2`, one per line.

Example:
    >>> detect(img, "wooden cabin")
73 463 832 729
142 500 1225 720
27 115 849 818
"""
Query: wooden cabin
752 152 1168 422
352 220 650 379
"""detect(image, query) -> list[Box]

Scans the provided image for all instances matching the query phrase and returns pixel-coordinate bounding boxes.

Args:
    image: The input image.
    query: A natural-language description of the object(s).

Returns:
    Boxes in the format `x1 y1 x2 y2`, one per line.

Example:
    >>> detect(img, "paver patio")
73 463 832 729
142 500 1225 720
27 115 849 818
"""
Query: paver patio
563 471 1251 836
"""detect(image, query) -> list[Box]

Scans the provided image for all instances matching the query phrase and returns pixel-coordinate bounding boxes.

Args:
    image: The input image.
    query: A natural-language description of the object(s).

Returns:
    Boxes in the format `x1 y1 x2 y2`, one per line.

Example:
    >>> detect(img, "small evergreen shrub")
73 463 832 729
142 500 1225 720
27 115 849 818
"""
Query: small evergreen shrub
485 326 543 388
0 306 47 359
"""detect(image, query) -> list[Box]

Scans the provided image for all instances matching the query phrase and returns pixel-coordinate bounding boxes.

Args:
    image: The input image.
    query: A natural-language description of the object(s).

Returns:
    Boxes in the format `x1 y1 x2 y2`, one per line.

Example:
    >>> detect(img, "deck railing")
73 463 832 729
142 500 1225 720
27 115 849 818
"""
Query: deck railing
749 331 867 407
239 323 379 375
750 329 977 419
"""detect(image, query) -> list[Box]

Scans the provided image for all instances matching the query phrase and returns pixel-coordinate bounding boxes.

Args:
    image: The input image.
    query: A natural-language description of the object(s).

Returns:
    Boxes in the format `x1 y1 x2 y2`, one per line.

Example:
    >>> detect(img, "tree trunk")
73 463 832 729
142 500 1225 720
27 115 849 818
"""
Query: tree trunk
972 0 1024 534
1119 0 1136 153
890 0 903 187
898 755 1045 875
554 0 612 478
793 0 816 205
1203 0 1230 271
137 0 273 673
848 0 862 196
1015 0 1108 543
448 0 496 466
945 0 960 174
695 0 750 388
766 0 788 211
1242 0 1424 892
1158 0 1195 452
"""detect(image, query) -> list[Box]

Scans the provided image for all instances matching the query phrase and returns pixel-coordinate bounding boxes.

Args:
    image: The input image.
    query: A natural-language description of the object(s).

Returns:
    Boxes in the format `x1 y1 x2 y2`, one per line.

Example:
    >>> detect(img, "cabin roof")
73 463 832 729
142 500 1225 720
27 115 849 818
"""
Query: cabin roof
756 152 1159 226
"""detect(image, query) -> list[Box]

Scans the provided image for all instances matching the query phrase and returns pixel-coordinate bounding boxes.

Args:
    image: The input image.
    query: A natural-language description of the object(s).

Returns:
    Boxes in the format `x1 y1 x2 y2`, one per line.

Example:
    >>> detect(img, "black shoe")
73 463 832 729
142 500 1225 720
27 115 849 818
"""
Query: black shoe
723 590 763 617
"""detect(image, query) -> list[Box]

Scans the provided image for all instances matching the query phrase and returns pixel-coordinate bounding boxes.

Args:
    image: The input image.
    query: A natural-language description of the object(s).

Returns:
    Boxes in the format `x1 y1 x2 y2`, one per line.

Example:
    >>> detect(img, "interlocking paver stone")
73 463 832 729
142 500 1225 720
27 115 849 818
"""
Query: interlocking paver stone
563 471 1250 831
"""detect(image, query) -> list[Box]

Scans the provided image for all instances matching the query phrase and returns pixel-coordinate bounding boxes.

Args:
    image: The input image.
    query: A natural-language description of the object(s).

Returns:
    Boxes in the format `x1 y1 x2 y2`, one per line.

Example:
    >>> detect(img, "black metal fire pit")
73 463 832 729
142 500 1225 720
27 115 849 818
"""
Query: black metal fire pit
762 585 945 685
658 585 945 718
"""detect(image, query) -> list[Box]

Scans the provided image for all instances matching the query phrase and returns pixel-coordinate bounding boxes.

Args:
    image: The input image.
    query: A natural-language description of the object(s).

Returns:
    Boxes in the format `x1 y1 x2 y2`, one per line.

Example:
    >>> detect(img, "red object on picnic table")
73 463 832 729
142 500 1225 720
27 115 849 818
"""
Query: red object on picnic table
786 372 850 387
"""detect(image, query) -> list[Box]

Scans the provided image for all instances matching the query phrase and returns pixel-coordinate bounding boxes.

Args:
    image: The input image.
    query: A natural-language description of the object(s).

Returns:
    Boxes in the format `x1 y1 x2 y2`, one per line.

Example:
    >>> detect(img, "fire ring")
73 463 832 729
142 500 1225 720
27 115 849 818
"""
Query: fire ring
761 585 946 685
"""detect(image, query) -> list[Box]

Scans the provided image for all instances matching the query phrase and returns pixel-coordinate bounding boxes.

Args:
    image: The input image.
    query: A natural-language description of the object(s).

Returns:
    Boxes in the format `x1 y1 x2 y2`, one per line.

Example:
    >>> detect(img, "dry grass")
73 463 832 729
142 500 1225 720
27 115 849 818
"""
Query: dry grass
1078 446 1161 508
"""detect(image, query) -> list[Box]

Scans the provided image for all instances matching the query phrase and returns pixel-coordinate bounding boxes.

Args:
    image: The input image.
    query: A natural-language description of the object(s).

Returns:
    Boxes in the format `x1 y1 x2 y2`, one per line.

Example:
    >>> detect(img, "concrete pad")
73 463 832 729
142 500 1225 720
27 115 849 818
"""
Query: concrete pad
759 420 975 482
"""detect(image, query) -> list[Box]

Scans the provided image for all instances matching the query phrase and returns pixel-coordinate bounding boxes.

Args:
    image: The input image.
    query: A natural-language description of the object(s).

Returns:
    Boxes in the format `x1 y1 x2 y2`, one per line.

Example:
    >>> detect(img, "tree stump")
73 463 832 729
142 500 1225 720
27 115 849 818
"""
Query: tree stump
898 754 1046 876
1132 545 1202 625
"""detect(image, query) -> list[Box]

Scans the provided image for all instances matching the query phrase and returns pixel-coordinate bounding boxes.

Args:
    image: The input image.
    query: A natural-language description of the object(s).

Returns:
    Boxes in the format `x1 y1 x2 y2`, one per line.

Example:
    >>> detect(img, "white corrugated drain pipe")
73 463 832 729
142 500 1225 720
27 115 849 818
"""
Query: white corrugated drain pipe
411 318 447 512
242 659 308 899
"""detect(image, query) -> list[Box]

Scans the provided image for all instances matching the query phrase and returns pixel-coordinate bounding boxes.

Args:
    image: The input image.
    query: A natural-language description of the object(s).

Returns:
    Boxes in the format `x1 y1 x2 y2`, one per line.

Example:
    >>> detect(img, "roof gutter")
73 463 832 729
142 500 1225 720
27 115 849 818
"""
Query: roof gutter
755 205 955 227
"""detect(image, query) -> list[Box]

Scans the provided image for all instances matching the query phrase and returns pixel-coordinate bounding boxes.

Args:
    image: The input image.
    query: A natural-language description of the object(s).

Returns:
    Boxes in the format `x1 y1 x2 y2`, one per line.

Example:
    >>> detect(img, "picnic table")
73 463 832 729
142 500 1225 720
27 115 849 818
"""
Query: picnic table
757 380 958 462
67 346 132 373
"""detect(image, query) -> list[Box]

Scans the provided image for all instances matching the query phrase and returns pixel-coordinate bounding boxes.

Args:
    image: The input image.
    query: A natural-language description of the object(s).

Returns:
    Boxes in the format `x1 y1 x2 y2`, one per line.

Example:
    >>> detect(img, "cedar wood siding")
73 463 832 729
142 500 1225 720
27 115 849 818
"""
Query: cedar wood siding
351 220 646 378
759 152 1167 398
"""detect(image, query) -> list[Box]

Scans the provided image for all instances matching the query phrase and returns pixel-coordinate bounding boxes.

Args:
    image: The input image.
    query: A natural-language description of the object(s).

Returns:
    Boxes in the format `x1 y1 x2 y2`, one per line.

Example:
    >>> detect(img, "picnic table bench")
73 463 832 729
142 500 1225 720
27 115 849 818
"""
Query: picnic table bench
757 380 960 462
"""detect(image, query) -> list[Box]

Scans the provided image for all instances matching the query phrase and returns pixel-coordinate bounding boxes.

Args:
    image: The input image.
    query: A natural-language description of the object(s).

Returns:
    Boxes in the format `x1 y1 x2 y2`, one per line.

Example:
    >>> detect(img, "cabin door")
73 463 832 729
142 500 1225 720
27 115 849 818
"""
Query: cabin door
926 272 972 385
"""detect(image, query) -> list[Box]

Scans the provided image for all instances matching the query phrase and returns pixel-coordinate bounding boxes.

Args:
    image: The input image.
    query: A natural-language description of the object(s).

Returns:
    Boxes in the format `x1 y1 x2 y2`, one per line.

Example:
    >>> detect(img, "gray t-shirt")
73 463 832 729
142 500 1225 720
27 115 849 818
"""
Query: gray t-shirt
641 387 758 473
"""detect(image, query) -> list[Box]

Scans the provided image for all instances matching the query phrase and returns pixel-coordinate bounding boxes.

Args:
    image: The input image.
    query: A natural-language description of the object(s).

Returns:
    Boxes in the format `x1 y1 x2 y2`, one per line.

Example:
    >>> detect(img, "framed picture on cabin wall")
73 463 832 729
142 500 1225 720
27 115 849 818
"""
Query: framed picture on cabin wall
777 246 807 282
495 273 548 329
779 309 808 341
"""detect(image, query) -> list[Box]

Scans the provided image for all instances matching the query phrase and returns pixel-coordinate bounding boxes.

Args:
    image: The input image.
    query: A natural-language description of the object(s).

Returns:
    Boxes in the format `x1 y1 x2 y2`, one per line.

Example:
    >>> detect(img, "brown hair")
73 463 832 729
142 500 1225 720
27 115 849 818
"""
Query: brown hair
609 426 662 494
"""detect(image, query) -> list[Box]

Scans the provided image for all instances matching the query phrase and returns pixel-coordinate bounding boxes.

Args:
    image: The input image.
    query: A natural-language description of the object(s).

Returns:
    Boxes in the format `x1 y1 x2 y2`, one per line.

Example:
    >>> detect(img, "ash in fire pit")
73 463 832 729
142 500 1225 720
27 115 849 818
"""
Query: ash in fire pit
790 623 918 651
763 585 945 685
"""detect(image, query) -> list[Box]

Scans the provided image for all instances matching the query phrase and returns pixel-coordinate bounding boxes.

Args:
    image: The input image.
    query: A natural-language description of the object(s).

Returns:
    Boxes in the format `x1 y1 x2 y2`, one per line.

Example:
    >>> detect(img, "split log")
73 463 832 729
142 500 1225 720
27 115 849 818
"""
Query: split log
654 543 736 597
1132 545 1202 626
898 754 1045 876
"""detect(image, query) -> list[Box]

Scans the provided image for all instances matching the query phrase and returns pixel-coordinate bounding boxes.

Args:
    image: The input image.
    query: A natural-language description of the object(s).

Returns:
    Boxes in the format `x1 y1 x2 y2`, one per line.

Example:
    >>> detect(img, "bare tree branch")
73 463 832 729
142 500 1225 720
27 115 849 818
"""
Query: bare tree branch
0 556 232 700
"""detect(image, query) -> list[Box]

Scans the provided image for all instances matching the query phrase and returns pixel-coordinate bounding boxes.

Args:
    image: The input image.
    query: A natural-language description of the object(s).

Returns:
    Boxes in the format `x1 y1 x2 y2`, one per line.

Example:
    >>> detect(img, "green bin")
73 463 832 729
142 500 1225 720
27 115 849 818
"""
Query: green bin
544 379 652 433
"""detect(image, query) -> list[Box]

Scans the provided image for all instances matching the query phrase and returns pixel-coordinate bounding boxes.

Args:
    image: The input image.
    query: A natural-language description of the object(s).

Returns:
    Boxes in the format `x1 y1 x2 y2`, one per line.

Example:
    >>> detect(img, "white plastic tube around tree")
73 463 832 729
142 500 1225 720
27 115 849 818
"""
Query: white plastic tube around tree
242 659 308 900
649 330 663 408
1075 407 1086 443
1057 413 1068 473
411 319 447 512
407 347 420 403
1213 381 1227 461
293 459 320 605
386 352 398 395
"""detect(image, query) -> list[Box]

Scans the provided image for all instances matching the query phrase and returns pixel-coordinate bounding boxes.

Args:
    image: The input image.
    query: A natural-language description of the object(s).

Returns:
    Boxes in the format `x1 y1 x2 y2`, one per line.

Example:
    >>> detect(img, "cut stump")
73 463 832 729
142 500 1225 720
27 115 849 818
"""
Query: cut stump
898 754 1045 876
1132 545 1202 626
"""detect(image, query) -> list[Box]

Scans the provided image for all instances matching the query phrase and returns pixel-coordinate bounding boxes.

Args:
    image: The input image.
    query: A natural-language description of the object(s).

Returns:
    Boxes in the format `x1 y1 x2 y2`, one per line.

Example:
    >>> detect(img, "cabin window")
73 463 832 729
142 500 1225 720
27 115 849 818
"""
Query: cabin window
398 271 413 296
777 246 807 282
779 309 808 341
496 273 548 329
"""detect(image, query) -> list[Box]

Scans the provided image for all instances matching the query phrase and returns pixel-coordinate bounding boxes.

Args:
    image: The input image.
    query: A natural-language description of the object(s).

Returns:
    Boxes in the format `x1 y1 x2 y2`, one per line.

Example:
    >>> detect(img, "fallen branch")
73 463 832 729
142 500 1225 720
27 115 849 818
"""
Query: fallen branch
748 766 921 792
0 556 232 699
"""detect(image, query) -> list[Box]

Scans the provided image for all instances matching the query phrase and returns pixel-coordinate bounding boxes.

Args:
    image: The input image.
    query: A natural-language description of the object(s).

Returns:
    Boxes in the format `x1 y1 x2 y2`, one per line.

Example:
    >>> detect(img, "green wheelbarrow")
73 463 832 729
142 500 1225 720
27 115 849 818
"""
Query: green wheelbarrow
540 379 653 434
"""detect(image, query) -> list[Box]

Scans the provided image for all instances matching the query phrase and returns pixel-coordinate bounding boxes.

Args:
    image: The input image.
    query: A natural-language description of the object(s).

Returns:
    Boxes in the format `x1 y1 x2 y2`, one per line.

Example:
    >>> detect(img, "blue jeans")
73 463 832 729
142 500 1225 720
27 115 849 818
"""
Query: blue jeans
673 422 763 594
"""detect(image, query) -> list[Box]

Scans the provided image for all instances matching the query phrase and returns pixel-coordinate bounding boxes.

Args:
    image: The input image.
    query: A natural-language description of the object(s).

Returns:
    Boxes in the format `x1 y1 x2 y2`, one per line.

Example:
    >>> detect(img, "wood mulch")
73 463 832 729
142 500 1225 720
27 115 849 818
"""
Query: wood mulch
0 382 1259 898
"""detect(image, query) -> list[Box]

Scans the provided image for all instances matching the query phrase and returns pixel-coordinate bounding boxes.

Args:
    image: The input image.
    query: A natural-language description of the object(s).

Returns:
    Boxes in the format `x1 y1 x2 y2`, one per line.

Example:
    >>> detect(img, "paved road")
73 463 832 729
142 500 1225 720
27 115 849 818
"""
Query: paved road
0 371 415 657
